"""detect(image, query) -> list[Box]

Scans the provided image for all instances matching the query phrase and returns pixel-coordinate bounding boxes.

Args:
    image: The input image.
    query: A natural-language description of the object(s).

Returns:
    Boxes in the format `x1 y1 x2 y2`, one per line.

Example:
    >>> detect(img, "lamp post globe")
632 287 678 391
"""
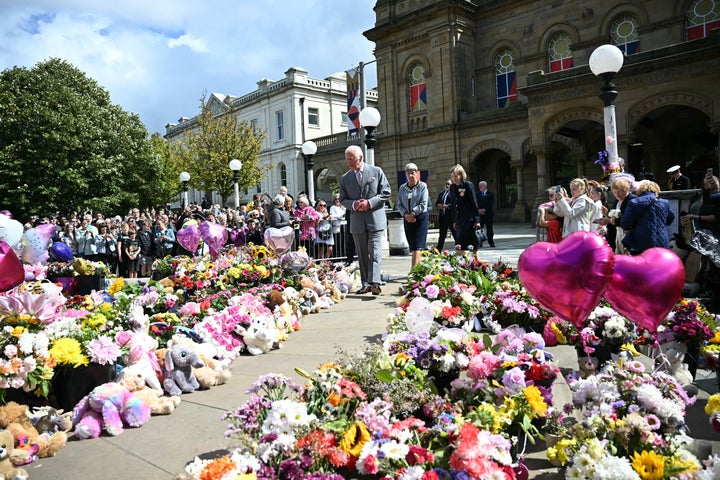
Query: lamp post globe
229 159 242 209
360 107 381 166
589 44 624 163
179 171 191 209
301 141 317 204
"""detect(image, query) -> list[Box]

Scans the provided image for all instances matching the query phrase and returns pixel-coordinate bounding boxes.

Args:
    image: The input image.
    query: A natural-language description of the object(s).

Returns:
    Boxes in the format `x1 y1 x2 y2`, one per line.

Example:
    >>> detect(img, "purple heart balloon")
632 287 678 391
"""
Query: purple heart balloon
177 224 201 254
518 231 615 329
199 221 228 259
604 248 685 333
264 226 295 255
50 241 74 262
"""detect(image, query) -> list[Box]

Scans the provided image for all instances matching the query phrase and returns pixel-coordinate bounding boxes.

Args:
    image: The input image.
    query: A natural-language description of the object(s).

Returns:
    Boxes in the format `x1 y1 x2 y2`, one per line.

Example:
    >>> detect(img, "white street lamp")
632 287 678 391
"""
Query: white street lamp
229 159 242 209
301 141 317 204
359 107 381 166
179 171 190 209
589 44 624 163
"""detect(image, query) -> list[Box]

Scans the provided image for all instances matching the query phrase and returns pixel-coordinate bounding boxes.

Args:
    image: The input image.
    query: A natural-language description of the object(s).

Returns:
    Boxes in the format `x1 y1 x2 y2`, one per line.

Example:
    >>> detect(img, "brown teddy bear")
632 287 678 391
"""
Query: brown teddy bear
0 429 28 480
117 371 181 415
0 402 68 459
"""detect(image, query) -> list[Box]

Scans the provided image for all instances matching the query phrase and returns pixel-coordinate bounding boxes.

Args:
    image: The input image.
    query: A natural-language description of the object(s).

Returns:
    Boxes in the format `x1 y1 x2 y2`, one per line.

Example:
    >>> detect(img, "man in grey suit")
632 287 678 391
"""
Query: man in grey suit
339 145 391 295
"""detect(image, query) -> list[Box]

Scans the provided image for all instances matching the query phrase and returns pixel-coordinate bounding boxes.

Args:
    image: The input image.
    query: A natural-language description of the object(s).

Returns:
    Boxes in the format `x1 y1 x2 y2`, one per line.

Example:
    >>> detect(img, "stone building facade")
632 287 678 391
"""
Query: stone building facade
360 0 720 222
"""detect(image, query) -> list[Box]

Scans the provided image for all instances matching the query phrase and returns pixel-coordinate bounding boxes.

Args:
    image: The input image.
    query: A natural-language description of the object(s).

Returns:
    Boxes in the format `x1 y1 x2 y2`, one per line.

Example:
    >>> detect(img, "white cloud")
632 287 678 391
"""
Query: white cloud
0 0 377 133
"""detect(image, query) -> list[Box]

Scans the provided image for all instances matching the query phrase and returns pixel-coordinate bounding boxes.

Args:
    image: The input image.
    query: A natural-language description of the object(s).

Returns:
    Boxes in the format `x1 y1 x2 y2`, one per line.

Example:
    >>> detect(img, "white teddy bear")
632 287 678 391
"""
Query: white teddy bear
237 316 280 355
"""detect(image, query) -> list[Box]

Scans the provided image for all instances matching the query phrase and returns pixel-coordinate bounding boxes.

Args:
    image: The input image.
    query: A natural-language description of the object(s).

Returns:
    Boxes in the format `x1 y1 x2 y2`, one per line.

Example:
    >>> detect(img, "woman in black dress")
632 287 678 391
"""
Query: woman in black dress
450 164 480 250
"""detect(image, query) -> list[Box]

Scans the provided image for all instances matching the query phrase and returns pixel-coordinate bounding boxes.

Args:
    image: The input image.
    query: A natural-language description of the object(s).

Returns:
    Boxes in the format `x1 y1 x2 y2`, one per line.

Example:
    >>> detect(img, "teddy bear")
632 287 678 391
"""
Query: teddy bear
576 354 600 379
161 344 204 396
115 303 163 392
656 341 698 396
117 371 181 415
0 402 68 459
236 316 280 355
298 287 321 316
71 381 152 440
0 429 28 480
165 336 232 389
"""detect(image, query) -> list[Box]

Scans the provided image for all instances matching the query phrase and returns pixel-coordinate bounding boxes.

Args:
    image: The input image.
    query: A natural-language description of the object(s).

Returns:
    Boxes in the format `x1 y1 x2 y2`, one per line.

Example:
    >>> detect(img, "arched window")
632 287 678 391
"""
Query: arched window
280 163 287 187
548 32 573 72
495 48 518 108
408 64 427 112
611 15 640 54
687 0 720 40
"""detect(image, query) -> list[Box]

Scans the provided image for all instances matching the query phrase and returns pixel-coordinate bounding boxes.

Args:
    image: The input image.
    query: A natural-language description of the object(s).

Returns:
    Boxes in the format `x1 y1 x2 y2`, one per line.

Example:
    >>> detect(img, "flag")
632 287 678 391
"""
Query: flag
346 68 361 135
410 82 426 111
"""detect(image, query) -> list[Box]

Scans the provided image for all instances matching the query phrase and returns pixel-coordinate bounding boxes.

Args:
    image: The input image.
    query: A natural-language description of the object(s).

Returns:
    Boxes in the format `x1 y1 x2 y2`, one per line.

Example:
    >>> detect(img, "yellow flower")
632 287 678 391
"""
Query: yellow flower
705 393 720 415
11 326 27 338
631 450 665 480
49 338 89 367
108 277 124 295
339 422 370 457
547 438 575 466
227 267 240 279
710 331 720 345
524 385 548 417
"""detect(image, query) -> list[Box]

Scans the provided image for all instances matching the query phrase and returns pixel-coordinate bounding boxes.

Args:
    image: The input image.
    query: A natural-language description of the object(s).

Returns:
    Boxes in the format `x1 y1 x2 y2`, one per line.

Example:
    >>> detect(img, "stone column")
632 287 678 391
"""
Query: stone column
511 164 529 222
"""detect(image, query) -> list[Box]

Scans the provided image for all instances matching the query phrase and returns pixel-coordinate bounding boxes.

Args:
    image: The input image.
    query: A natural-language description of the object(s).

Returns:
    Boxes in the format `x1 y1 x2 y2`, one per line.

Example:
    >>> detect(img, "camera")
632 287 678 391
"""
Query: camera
708 168 714 176
555 185 561 193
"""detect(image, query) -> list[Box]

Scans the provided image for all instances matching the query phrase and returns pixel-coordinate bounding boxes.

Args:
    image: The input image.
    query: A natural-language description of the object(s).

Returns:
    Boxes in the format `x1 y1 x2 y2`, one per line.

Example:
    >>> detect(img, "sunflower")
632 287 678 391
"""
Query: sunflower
338 422 371 457
631 450 665 480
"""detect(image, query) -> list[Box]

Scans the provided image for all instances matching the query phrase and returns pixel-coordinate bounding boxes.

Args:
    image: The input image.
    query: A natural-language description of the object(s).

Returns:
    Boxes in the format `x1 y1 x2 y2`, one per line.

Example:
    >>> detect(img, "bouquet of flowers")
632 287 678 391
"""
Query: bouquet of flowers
658 299 715 352
583 305 637 352
550 360 700 478
489 280 550 330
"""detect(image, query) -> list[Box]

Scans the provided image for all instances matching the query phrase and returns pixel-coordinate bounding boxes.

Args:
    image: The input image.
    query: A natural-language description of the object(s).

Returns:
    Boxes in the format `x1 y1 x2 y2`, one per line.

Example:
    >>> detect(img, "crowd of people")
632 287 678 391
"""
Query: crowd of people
20 185 357 277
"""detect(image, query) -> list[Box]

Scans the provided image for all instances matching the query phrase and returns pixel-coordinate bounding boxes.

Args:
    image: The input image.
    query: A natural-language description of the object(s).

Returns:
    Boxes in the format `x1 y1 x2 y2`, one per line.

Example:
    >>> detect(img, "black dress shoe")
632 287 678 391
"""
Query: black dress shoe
489 243 496 247
356 286 372 294
371 284 382 295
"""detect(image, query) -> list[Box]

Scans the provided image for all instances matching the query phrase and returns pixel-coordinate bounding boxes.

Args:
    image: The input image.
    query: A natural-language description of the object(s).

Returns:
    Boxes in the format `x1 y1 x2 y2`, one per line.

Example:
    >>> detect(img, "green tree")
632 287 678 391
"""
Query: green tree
0 58 158 219
144 133 183 208
171 96 269 205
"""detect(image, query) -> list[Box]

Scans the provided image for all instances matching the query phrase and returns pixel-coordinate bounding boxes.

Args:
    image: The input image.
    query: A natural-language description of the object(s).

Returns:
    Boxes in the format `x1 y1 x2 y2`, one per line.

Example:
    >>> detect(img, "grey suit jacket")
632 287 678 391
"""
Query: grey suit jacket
339 163 391 234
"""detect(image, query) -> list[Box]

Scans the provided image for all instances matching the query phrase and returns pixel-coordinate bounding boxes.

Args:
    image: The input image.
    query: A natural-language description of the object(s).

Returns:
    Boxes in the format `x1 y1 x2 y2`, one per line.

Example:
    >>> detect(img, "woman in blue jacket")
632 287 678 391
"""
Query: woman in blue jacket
620 180 674 255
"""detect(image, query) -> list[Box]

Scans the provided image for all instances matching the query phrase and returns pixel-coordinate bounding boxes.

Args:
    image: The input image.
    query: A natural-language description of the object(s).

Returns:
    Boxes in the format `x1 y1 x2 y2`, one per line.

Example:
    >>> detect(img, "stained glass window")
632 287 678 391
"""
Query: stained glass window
611 15 640 54
548 32 573 72
409 64 427 112
687 0 720 40
496 48 517 108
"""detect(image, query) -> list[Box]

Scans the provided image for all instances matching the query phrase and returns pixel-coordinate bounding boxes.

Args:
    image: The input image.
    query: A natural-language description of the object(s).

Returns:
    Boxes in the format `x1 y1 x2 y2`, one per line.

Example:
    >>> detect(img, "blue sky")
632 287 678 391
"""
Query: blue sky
0 0 377 134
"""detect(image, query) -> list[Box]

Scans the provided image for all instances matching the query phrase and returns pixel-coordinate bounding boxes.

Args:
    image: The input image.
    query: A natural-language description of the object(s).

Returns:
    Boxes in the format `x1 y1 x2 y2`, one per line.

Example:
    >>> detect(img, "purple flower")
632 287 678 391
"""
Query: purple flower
502 366 526 395
425 284 440 299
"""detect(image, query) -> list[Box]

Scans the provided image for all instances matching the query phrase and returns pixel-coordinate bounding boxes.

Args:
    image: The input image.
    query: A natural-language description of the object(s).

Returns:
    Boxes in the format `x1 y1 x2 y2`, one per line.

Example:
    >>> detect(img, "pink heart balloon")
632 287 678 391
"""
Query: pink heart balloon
199 221 228 259
604 248 685 333
263 226 295 255
177 224 201 254
0 241 25 292
518 232 615 328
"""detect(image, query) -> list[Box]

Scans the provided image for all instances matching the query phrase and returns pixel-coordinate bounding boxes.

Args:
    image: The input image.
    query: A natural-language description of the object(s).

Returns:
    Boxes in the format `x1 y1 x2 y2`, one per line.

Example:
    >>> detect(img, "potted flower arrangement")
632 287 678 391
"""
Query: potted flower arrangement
489 280 551 332
658 299 716 379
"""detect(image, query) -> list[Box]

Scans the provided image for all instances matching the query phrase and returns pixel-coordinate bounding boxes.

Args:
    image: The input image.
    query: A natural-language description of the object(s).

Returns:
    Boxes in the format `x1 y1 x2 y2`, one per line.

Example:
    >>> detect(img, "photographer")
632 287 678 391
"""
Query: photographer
154 220 176 259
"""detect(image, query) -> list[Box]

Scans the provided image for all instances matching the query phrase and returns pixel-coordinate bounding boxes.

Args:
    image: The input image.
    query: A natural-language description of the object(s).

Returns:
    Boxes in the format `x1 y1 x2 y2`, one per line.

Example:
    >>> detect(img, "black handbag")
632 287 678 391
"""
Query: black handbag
475 227 488 245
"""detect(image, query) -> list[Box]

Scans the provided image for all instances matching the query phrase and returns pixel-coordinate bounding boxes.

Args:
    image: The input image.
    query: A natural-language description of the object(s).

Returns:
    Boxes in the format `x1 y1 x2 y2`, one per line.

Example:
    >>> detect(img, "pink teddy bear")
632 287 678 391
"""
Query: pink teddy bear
71 382 152 440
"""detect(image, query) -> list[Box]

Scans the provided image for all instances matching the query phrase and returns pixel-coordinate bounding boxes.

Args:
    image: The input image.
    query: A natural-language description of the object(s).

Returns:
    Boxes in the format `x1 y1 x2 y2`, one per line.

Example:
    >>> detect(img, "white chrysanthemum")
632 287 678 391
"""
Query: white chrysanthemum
261 399 316 434
379 440 409 460
397 465 425 480
635 383 684 424
228 449 261 473
566 465 584 479
574 452 594 470
41 316 81 339
184 456 211 475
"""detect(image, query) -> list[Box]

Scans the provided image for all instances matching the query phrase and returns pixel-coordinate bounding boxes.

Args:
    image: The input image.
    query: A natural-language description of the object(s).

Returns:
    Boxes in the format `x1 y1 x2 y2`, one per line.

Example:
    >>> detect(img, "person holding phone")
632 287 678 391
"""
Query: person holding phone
553 178 593 238
682 171 720 237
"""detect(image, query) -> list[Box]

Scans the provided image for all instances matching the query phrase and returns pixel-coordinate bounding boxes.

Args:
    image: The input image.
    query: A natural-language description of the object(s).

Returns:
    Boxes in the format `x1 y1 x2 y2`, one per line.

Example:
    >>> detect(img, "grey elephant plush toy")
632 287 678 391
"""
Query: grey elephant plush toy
162 344 204 396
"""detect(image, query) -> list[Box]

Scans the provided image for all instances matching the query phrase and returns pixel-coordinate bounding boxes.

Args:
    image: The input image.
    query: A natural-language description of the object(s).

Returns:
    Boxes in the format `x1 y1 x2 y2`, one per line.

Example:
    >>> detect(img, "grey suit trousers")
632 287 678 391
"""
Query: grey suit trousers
354 229 384 286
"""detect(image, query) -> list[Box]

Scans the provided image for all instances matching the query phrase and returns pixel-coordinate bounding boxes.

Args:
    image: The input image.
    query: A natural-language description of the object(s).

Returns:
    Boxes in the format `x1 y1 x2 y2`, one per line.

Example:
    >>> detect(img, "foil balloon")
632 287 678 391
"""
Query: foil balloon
604 248 685 333
0 241 25 292
280 250 310 273
518 231 615 329
263 226 295 255
0 213 24 250
21 223 56 265
177 224 201 254
50 241 74 262
198 221 228 259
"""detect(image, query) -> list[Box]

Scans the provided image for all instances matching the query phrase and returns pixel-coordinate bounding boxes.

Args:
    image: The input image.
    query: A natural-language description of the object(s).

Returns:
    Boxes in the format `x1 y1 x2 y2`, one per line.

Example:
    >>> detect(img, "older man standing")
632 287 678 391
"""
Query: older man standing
339 145 391 295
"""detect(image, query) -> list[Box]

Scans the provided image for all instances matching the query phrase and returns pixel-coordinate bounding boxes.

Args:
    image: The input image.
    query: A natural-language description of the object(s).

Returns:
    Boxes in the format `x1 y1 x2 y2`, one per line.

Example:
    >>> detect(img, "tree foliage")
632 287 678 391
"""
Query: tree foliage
0 58 160 220
171 96 269 205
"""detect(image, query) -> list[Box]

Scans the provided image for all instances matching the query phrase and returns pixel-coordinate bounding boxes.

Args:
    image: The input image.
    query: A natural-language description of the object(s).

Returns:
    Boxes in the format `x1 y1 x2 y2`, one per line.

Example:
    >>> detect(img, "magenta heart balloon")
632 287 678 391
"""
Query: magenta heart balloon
518 231 615 328
177 224 201 254
604 248 684 333
0 241 25 292
263 226 295 255
199 221 228 259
